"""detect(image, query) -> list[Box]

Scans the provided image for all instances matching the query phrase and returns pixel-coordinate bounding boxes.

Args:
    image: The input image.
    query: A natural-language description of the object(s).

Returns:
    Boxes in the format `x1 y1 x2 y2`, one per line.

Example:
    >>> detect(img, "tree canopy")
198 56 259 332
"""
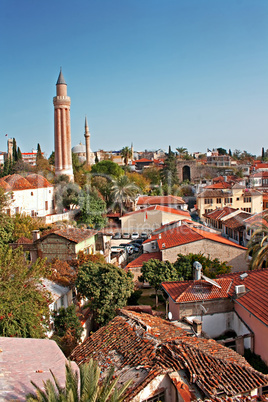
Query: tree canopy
90 160 124 179
0 246 51 338
76 261 134 326
120 146 132 165
78 187 107 229
110 175 138 215
139 259 178 307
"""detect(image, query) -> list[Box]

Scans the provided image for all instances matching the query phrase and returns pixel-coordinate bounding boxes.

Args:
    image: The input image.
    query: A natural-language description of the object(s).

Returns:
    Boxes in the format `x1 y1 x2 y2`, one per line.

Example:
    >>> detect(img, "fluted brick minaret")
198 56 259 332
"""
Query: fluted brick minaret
84 116 91 166
53 69 74 181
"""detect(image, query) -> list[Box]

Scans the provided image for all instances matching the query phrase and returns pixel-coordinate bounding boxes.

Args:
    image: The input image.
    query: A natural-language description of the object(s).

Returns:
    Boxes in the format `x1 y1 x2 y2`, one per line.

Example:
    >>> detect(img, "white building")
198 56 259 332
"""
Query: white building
0 174 55 217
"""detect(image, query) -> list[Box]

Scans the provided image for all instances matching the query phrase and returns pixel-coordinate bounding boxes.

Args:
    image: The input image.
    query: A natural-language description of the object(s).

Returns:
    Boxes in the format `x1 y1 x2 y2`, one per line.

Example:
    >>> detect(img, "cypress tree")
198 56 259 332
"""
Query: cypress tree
17 147 22 160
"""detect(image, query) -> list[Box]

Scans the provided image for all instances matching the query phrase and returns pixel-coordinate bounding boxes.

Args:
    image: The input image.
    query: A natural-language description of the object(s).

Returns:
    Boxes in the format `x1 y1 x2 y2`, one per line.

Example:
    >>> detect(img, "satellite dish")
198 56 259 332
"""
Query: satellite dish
168 312 172 320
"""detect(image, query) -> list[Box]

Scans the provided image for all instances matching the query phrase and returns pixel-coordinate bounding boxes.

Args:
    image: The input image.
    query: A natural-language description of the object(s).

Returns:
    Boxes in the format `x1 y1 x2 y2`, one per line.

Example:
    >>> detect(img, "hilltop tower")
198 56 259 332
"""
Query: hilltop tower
84 116 91 166
53 69 74 181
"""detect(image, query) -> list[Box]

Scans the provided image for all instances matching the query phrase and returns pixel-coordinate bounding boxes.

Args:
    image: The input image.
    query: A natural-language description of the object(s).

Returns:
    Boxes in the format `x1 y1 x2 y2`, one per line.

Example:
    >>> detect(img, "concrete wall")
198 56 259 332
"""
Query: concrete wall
162 239 248 272
120 210 188 234
235 302 268 365
169 297 233 321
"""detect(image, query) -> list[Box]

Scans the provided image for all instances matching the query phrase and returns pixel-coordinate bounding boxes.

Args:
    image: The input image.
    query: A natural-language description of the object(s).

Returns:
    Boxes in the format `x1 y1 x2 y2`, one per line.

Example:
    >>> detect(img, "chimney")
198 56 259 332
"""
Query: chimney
192 319 202 335
193 261 202 280
32 230 40 242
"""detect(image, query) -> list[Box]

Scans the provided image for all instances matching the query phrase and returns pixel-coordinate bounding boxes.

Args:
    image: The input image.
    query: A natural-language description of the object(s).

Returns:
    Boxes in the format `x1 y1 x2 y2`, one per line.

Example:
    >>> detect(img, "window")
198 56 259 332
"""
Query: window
243 197 251 203
205 209 213 214
216 198 221 204
45 201 48 210
236 197 240 201
224 198 233 204
143 391 165 402
204 198 213 204
242 207 251 213
31 192 34 196
15 207 19 214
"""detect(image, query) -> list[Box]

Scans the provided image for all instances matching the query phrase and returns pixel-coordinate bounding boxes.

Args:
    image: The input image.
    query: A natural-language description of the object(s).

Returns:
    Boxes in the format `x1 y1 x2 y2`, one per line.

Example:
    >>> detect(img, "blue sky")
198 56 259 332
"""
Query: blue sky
0 0 267 157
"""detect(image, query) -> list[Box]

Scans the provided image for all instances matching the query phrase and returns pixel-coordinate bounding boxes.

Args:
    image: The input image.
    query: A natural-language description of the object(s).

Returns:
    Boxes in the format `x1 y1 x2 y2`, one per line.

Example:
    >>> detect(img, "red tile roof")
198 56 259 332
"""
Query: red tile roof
143 224 246 250
39 228 97 244
162 278 233 303
137 195 185 205
203 207 237 220
70 309 268 400
244 210 268 228
122 205 190 218
125 252 162 270
222 212 252 230
164 268 268 326
0 174 52 191
219 268 268 326
205 182 232 189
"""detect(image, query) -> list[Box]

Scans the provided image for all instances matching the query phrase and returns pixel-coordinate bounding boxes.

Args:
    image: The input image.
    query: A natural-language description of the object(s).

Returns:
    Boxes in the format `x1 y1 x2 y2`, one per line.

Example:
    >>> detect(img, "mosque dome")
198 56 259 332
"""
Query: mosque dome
72 143 86 154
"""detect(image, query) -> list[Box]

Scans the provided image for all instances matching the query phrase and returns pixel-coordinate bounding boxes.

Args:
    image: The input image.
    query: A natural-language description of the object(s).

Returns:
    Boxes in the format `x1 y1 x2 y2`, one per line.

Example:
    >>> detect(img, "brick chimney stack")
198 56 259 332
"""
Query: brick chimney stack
53 69 74 181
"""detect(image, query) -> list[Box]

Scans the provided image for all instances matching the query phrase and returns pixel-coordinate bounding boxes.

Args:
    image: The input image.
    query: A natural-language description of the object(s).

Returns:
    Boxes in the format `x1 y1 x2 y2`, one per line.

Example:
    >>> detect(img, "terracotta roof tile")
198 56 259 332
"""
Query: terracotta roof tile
0 174 52 191
70 309 268 400
223 212 252 230
219 268 268 326
137 195 185 205
162 278 233 303
40 228 97 244
203 207 237 220
122 205 190 218
125 252 162 270
143 224 246 250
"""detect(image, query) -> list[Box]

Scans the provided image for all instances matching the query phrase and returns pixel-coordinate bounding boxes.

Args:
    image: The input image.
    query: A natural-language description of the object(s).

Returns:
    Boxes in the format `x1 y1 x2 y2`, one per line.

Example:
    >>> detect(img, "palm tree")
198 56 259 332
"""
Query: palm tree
111 175 138 215
176 147 187 159
247 213 268 270
120 146 132 166
26 359 131 402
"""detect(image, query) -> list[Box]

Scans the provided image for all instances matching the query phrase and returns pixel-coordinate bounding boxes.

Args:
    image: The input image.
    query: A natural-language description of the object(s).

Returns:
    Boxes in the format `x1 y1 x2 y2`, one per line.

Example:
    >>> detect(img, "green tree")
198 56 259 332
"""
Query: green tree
78 187 107 229
111 175 138 215
91 160 124 179
91 176 113 206
12 138 18 162
52 305 83 356
247 215 268 270
120 146 132 166
217 147 227 155
126 172 150 194
76 262 134 326
48 151 55 166
17 147 22 160
176 147 187 158
174 253 231 279
27 359 132 402
139 259 178 307
161 146 179 190
142 166 161 186
0 246 51 338
36 143 44 161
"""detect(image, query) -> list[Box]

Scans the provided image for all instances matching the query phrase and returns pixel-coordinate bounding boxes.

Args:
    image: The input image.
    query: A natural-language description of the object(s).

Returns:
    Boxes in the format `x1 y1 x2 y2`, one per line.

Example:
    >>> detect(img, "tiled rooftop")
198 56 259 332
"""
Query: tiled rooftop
125 252 162 270
162 278 233 303
143 224 246 250
0 174 53 191
223 212 252 230
70 309 268 400
40 228 98 244
122 205 190 218
203 207 237 220
137 195 185 205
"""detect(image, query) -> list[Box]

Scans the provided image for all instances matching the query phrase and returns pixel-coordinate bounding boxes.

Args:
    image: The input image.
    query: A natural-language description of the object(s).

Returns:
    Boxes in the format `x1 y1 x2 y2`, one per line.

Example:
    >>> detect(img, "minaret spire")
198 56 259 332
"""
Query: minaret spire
84 115 91 166
53 69 74 181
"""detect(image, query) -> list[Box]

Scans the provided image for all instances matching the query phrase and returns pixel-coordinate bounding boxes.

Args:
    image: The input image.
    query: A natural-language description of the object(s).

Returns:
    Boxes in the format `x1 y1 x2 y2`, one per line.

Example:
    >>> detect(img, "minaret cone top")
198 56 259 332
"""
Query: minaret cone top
56 69 67 85
85 116 88 128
